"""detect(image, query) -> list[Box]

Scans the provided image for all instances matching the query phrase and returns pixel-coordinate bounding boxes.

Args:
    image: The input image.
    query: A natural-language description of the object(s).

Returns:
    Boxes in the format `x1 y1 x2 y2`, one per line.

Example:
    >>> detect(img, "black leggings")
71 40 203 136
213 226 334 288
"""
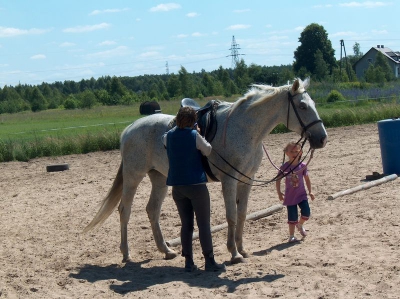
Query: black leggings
172 184 213 257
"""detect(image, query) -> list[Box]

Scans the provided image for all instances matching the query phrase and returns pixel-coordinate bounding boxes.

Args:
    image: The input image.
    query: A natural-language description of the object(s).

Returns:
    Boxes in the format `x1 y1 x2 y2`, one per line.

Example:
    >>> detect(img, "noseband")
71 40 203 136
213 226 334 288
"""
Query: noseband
287 91 323 140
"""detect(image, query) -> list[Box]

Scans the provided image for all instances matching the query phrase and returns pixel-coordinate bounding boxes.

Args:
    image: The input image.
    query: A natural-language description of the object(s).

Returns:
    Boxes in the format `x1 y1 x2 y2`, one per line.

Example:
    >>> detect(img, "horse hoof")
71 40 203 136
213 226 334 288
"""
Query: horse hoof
122 256 133 263
231 256 247 264
240 250 250 258
165 251 178 260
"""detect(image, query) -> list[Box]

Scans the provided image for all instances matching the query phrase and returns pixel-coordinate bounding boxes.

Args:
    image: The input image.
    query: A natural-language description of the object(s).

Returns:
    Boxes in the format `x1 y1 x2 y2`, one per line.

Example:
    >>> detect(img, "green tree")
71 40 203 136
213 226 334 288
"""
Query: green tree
178 66 195 98
167 74 181 98
0 86 29 113
374 51 394 81
201 73 215 96
64 95 78 109
234 59 250 91
353 42 363 58
30 87 47 112
79 90 97 109
314 49 329 81
293 23 336 77
219 68 237 97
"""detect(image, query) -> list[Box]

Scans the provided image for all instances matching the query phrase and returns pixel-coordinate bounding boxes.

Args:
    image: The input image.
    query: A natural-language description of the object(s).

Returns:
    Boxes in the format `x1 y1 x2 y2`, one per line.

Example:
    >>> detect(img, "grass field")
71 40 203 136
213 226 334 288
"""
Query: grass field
1 97 399 162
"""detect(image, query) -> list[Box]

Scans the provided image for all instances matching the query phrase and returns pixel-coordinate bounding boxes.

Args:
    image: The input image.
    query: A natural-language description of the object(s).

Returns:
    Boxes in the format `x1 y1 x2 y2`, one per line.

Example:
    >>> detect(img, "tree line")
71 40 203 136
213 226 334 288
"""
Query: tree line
0 23 397 114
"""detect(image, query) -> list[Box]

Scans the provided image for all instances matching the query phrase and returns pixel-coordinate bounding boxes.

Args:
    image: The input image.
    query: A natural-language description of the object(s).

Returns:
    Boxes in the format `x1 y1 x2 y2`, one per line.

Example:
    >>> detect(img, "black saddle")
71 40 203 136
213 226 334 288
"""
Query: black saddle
181 98 220 143
178 98 221 182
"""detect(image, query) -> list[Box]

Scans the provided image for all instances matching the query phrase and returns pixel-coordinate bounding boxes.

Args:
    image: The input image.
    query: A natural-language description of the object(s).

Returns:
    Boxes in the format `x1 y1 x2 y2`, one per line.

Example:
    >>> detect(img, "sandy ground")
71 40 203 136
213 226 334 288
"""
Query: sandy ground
1 123 399 299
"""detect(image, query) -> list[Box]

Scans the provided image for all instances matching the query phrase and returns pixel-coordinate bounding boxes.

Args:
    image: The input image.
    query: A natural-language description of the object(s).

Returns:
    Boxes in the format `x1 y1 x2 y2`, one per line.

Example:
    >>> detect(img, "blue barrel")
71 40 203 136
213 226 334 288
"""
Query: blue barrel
377 118 400 175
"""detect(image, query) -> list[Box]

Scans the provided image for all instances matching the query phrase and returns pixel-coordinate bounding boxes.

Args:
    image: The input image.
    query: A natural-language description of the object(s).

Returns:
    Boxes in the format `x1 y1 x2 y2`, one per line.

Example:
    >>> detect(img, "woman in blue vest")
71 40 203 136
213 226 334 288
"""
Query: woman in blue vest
162 106 225 272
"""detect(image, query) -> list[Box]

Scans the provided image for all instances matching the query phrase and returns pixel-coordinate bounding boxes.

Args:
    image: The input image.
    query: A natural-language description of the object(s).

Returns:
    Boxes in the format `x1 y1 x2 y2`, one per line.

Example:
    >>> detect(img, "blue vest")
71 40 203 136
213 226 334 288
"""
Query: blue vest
166 128 207 186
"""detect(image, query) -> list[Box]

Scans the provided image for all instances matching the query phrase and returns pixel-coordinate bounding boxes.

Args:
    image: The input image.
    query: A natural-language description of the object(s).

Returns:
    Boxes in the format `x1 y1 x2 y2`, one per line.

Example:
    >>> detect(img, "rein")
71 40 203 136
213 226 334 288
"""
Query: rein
206 89 321 187
208 146 311 187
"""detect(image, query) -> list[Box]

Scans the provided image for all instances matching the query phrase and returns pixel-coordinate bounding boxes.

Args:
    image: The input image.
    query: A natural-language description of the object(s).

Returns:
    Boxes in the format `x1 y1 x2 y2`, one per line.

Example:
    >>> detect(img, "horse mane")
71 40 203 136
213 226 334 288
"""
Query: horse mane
230 78 308 113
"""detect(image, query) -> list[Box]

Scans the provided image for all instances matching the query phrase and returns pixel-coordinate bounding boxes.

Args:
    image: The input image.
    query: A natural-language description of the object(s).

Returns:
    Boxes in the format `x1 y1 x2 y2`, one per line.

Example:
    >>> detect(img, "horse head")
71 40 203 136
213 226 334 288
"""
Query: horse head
286 78 327 149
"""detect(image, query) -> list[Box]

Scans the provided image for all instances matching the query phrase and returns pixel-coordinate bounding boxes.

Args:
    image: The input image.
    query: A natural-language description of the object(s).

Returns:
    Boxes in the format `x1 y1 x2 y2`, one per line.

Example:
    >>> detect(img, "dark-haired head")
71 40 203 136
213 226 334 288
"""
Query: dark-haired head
176 106 197 129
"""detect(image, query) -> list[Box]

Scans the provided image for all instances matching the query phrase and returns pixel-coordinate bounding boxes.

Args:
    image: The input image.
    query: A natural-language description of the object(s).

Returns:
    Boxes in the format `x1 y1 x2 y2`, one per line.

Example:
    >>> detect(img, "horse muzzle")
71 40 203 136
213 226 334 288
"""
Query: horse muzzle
308 134 328 149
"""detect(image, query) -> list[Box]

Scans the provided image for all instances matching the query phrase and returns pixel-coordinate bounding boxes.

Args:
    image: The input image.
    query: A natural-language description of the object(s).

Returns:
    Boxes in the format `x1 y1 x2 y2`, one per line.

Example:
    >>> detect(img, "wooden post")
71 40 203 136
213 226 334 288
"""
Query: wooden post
327 174 398 200
166 204 283 247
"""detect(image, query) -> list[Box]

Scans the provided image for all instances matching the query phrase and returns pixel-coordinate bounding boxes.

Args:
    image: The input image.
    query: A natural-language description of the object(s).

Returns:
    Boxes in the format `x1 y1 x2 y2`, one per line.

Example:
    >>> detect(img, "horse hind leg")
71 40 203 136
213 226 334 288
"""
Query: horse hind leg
118 173 144 263
146 170 178 260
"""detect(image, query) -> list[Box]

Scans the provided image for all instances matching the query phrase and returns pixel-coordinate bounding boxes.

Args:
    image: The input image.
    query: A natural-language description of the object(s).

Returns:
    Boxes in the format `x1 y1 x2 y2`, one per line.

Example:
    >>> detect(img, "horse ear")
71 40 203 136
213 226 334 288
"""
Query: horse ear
303 77 310 89
291 79 300 93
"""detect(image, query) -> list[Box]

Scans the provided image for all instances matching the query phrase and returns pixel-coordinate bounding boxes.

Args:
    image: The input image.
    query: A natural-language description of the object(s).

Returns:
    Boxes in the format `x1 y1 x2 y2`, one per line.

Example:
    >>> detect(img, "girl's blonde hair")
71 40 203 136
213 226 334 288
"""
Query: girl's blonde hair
284 141 301 152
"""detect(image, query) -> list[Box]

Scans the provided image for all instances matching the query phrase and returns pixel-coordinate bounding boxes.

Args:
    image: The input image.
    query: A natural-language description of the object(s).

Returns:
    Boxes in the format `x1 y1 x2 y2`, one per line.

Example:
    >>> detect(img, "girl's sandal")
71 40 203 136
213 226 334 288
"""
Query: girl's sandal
296 224 307 237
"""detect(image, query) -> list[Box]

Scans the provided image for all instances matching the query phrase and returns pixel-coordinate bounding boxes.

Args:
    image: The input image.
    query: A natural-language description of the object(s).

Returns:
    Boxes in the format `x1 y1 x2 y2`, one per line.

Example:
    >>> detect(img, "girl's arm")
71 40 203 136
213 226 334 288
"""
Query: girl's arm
275 176 284 202
304 174 315 200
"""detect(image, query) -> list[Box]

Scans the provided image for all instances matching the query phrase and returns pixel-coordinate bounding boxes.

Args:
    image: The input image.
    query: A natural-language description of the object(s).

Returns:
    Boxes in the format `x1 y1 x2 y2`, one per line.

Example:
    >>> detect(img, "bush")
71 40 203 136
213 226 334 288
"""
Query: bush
327 90 345 103
64 98 77 110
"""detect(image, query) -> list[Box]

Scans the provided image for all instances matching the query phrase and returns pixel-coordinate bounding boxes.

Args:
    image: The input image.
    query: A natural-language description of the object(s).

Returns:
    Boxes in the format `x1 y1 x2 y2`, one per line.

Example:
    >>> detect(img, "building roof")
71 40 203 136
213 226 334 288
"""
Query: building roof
373 46 400 63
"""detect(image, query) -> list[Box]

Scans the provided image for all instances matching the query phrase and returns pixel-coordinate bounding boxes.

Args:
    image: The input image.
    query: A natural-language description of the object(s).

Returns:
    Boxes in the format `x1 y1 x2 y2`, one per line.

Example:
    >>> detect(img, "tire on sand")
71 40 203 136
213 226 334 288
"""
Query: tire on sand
46 163 69 172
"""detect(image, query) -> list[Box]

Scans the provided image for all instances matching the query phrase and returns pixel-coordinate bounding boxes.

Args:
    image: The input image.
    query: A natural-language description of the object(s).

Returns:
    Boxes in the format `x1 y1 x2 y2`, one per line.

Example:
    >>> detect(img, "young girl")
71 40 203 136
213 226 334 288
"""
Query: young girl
275 141 315 243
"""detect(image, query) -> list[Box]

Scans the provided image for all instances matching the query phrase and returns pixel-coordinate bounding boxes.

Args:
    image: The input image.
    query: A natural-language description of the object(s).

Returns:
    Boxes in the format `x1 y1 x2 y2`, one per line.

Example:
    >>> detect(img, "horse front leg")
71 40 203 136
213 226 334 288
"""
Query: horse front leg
147 170 178 260
235 183 252 258
221 180 245 264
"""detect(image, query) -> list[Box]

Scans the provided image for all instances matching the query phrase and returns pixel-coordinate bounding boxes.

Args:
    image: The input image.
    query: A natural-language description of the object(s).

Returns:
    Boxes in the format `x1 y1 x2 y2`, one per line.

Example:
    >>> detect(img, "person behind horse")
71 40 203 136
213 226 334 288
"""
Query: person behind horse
275 141 315 243
162 106 226 272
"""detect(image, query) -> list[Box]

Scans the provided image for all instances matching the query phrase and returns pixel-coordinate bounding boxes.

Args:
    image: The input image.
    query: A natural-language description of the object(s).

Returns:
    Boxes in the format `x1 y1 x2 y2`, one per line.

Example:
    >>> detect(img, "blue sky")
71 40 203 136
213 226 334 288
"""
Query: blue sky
0 1 399 87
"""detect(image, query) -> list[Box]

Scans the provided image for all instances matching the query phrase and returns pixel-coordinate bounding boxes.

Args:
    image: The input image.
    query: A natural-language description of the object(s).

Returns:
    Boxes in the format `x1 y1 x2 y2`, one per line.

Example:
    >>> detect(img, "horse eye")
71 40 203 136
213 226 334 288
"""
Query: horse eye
299 102 307 110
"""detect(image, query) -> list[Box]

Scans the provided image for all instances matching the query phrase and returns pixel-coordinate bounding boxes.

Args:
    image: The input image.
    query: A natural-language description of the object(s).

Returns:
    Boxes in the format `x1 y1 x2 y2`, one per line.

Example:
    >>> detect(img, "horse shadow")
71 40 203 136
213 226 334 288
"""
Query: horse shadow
69 259 284 294
252 240 301 256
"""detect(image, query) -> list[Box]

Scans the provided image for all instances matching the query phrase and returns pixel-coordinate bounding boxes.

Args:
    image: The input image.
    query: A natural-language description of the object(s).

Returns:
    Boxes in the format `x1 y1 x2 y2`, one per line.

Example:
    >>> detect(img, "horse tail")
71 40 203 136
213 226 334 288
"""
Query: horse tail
83 162 123 233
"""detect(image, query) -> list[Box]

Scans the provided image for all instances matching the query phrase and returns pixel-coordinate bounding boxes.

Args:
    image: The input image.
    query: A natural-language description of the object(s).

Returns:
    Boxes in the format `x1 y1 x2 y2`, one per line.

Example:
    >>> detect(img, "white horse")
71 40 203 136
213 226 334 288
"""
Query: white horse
84 78 327 264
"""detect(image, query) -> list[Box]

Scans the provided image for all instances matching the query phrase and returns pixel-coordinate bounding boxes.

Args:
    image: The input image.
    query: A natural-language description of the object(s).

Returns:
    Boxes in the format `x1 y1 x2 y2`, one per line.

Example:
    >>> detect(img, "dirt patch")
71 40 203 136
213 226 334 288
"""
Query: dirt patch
1 123 399 298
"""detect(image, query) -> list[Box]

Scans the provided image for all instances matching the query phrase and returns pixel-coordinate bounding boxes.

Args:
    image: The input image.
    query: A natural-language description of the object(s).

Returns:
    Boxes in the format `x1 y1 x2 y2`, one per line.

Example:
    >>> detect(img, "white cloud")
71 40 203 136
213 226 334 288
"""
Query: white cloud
186 12 199 17
0 26 49 37
98 40 117 46
85 46 130 59
192 32 206 37
59 42 75 47
295 26 305 31
339 1 390 8
371 29 388 34
89 8 129 16
63 23 111 33
139 51 159 58
226 24 251 30
31 54 46 60
330 31 357 37
176 34 188 38
313 4 333 8
150 3 181 12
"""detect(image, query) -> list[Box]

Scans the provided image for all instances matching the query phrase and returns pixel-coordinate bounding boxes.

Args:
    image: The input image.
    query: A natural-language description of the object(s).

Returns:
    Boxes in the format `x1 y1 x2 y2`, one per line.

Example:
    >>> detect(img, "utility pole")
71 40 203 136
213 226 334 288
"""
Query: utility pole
340 40 352 80
227 35 244 69
165 61 169 75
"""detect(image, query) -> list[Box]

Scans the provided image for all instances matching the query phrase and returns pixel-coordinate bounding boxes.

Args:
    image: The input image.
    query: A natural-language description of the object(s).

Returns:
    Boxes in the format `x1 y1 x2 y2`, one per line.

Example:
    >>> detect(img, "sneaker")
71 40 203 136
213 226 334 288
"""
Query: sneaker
288 236 298 243
296 224 307 237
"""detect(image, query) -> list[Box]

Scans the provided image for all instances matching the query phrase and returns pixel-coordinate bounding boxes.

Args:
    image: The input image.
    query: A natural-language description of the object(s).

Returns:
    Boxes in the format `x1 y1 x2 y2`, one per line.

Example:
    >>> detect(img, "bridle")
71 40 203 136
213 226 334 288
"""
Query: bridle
207 90 323 187
287 91 323 141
